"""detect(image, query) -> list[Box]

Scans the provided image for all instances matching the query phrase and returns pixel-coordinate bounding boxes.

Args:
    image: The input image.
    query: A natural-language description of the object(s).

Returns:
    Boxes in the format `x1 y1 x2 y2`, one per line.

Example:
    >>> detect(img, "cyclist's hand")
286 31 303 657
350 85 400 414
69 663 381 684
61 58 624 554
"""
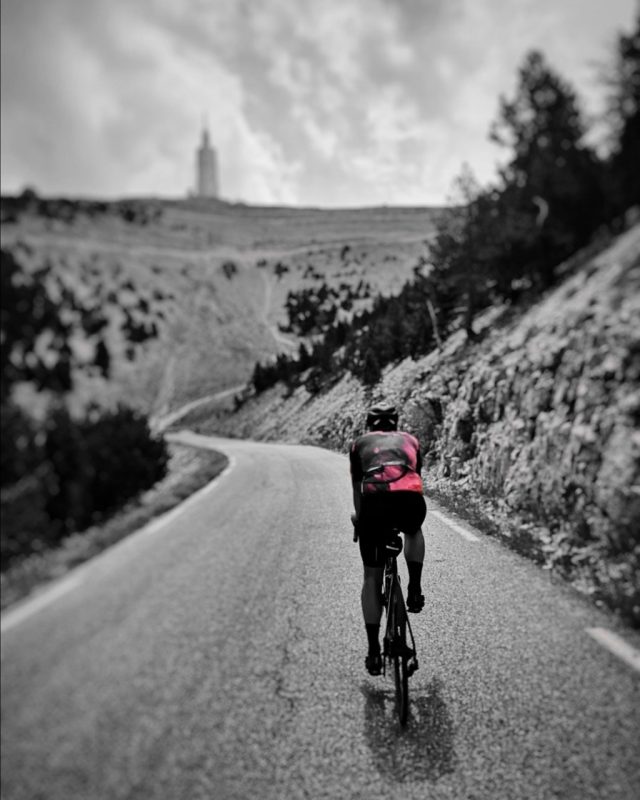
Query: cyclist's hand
351 513 360 542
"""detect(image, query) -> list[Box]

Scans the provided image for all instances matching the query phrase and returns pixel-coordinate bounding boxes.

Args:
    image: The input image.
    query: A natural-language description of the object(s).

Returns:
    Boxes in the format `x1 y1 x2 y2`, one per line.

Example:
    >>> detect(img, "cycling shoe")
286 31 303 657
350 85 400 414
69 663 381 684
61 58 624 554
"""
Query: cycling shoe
406 591 425 613
365 652 382 675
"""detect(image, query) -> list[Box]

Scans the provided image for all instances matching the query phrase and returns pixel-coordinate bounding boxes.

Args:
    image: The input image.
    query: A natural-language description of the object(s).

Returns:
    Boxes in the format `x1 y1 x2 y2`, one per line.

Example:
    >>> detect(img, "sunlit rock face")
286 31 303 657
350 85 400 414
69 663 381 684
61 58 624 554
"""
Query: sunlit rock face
404 226 639 620
431 227 639 533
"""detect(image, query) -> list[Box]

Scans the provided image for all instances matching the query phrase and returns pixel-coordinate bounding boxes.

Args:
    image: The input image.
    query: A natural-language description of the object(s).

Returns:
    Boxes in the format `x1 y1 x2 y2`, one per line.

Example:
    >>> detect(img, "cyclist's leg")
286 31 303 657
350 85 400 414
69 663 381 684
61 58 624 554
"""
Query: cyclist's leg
400 493 427 612
403 526 425 562
404 529 425 611
361 565 384 674
361 566 384 625
404 524 425 583
358 497 387 673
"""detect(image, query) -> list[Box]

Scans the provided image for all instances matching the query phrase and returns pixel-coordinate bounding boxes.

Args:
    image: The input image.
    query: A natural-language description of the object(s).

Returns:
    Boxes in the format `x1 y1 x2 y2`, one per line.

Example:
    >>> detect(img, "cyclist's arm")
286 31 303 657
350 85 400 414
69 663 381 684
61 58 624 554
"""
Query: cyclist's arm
352 483 362 519
349 443 363 519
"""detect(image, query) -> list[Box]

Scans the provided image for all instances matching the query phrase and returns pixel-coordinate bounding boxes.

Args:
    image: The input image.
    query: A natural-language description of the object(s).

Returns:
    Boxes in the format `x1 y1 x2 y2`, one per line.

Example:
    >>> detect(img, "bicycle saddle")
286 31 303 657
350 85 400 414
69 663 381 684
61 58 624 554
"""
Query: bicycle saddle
385 534 403 556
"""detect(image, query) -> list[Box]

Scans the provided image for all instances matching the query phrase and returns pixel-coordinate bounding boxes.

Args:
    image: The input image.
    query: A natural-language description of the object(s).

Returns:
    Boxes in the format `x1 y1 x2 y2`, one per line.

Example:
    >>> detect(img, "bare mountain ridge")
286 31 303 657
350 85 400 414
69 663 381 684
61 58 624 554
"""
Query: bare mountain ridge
1 196 442 415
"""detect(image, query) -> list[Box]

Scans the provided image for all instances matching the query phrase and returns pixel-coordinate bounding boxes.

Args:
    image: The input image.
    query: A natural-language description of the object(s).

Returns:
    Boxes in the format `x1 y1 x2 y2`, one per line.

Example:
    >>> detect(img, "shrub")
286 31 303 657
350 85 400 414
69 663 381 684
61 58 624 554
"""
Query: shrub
1 403 169 567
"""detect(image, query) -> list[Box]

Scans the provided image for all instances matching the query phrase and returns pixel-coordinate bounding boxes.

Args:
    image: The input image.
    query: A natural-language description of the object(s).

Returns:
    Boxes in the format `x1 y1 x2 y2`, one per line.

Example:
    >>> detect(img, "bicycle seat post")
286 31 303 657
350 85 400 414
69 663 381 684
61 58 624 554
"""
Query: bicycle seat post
385 529 403 560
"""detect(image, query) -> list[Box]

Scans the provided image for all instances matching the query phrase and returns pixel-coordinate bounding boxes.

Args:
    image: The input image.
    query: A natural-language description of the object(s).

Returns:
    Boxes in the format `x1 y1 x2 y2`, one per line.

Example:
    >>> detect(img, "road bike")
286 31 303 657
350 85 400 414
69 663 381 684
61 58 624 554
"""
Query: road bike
353 521 419 725
381 530 419 725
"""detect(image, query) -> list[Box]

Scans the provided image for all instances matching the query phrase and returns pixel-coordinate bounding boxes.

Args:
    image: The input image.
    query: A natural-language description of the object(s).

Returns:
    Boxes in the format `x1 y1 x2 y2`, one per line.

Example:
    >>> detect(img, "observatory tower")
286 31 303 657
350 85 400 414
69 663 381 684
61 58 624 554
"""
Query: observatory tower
196 126 218 198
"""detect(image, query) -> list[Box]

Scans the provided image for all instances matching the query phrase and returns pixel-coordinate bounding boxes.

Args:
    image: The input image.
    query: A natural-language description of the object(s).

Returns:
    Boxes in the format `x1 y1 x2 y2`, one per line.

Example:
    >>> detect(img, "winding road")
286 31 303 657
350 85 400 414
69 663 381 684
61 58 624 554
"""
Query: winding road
260 269 298 351
152 385 246 432
2 434 639 799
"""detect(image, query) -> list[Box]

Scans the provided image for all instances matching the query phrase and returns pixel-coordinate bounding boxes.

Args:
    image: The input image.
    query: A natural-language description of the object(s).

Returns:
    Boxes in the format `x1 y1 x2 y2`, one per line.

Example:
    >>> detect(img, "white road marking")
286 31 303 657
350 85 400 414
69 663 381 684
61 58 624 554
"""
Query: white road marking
586 627 640 673
139 455 236 537
0 456 237 635
429 508 480 542
1 573 85 634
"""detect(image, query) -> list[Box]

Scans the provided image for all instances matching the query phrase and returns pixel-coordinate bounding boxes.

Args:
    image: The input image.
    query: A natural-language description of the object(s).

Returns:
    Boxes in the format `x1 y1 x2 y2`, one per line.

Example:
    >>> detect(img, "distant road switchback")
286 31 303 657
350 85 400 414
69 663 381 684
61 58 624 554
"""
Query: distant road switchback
2 434 639 799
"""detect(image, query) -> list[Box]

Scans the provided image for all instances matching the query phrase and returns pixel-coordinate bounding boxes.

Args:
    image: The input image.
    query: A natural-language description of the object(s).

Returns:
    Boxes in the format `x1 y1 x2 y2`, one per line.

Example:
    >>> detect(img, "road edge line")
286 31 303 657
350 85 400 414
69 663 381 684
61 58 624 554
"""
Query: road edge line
0 574 85 635
138 455 236 538
586 627 640 673
429 508 480 542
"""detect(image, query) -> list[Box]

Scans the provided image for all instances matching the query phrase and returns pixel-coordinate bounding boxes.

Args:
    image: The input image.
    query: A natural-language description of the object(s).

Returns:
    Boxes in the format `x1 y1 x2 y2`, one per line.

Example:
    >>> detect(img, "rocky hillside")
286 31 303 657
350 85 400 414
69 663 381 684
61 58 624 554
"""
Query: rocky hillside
1 195 440 416
185 224 640 626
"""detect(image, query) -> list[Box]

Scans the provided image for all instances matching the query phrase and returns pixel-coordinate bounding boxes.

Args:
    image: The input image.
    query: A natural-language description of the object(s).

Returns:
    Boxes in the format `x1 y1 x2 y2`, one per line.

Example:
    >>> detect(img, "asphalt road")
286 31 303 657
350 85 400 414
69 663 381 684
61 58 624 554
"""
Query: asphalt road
2 434 639 800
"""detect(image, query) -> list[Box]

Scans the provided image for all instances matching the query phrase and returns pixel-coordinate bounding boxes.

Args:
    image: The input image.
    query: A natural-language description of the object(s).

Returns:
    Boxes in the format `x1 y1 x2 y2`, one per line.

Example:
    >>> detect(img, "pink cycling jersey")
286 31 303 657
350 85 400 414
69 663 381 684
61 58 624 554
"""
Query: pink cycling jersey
350 430 423 494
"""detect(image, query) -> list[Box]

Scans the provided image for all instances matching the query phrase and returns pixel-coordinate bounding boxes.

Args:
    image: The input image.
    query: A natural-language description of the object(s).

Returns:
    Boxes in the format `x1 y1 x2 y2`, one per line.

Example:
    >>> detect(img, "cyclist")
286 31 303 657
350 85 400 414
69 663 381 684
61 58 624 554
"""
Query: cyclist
349 405 427 676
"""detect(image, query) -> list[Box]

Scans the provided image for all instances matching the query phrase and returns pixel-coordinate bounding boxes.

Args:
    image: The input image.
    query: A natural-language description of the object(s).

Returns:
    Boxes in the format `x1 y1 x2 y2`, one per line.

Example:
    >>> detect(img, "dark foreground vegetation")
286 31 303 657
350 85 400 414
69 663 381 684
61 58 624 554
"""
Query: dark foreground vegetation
248 24 639 395
1 403 168 567
1 248 169 570
0 189 164 226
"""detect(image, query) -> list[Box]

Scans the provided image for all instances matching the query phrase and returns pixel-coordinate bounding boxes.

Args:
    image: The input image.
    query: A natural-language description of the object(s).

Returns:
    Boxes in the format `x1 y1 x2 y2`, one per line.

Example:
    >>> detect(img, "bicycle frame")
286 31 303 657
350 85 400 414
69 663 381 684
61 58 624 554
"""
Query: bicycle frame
382 534 418 673
381 531 419 724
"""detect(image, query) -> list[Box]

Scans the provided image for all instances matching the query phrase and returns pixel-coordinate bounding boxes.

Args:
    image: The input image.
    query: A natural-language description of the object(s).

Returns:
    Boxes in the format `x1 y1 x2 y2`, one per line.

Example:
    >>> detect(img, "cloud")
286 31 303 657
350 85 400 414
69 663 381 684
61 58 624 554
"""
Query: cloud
1 0 637 205
1 0 300 200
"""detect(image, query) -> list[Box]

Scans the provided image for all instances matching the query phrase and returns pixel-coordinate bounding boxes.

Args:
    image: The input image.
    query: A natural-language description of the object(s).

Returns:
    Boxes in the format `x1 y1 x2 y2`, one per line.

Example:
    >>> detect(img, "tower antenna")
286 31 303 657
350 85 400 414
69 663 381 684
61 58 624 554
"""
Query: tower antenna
195 114 218 198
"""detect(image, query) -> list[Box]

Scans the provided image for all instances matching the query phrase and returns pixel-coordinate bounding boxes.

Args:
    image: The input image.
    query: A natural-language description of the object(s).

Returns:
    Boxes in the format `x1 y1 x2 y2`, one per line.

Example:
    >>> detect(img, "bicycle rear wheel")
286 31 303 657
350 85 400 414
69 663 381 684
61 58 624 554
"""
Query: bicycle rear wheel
389 583 410 725
394 651 409 725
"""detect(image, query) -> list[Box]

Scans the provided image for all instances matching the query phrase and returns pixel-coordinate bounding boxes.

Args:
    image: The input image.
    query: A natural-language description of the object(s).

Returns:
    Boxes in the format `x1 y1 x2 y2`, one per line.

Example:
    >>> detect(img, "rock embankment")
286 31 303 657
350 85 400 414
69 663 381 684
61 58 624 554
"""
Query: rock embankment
194 225 640 626
401 226 639 625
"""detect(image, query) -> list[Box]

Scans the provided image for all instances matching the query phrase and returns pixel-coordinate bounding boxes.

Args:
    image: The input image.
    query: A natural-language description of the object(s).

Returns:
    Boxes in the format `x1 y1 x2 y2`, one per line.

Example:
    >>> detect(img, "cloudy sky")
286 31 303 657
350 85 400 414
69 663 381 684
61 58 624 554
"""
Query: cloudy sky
1 0 636 207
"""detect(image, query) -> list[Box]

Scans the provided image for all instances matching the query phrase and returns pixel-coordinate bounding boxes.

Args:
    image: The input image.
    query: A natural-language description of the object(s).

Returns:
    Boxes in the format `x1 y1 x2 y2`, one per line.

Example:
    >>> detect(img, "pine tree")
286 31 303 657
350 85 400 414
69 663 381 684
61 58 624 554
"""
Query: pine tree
361 348 382 386
491 50 604 286
604 13 640 218
429 167 497 338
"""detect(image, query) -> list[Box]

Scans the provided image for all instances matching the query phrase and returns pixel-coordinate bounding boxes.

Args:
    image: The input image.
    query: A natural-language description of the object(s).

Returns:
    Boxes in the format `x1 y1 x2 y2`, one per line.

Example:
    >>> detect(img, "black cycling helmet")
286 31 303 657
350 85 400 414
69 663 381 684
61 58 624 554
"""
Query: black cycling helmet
366 405 399 431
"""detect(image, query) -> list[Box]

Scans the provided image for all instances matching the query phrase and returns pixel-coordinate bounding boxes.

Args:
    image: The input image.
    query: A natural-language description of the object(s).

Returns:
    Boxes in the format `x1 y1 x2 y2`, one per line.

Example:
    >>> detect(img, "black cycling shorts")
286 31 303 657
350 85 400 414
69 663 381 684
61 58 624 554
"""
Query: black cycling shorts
357 491 426 568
